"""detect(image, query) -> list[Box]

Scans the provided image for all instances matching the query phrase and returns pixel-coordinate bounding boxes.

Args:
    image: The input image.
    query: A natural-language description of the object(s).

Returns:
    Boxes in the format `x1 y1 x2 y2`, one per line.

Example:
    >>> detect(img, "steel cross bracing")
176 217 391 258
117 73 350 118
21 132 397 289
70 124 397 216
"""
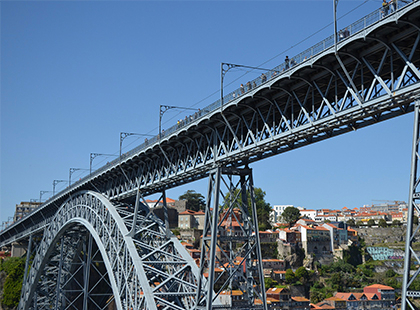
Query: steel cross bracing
0 3 419 310
1 2 419 249
100 2 420 202
19 190 201 310
195 166 267 310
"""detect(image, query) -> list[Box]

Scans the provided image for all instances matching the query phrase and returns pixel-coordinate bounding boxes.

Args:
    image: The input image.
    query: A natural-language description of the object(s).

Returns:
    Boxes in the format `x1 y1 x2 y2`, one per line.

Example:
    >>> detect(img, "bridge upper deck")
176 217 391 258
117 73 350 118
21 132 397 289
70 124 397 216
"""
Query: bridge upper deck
1 0 420 247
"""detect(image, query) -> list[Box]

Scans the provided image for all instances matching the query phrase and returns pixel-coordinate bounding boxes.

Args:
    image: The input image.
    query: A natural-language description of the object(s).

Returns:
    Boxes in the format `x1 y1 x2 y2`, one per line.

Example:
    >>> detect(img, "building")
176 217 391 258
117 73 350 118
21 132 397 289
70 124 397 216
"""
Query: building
179 210 197 229
364 284 395 308
300 209 317 220
266 288 291 310
14 201 42 222
322 297 347 310
272 205 294 222
292 296 310 310
322 223 348 250
297 224 331 256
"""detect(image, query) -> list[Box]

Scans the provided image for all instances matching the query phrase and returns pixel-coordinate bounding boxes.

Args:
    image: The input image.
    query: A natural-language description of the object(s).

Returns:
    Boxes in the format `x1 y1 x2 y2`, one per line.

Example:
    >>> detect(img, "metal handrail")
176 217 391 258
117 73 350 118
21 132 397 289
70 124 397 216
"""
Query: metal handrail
35 0 418 211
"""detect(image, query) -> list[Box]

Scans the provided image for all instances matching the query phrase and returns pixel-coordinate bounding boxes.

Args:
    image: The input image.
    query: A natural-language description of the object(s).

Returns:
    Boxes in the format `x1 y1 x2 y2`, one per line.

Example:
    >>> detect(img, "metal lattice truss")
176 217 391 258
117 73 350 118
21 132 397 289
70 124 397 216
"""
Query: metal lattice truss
402 99 420 310
19 190 201 310
195 167 267 310
1 3 419 252
97 5 420 202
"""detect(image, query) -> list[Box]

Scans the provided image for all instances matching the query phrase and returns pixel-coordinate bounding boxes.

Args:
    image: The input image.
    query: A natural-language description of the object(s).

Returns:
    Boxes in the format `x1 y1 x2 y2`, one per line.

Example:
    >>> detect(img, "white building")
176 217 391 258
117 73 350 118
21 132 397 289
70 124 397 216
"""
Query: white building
271 205 294 222
300 209 317 220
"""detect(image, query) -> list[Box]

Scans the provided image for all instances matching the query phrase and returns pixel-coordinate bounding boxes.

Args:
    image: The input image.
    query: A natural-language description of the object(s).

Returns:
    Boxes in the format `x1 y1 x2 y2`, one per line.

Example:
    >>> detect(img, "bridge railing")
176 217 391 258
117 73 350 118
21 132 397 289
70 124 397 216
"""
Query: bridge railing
36 0 415 211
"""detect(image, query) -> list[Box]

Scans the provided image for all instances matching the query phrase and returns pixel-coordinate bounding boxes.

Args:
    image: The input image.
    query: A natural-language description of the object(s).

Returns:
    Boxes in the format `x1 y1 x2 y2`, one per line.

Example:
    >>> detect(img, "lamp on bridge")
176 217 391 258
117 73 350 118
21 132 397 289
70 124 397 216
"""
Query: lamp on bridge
220 62 275 106
158 105 201 139
333 0 339 53
52 180 68 196
39 190 52 203
89 153 118 175
69 168 89 186
119 132 154 158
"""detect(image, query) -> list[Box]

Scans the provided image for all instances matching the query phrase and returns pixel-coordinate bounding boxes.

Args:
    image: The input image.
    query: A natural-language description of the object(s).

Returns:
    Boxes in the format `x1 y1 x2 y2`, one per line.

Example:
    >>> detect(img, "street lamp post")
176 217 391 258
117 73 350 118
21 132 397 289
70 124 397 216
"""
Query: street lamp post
90 153 117 174
220 62 274 107
120 132 154 157
159 105 201 139
39 190 52 203
69 168 89 186
53 180 68 196
334 0 339 54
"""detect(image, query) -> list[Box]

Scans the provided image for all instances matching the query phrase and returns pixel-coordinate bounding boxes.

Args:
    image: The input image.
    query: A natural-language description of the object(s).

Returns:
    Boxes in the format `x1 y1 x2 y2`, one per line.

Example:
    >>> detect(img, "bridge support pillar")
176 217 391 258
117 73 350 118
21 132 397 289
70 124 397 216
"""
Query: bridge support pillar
196 165 267 310
11 241 26 257
402 99 420 310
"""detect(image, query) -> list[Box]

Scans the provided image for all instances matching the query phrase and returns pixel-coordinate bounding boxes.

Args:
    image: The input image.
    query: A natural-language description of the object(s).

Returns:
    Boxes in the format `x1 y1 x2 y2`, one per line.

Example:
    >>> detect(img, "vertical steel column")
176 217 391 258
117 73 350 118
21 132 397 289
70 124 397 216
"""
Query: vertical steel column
249 172 268 309
206 166 221 310
82 234 93 310
162 189 171 239
54 237 65 310
23 234 33 287
402 99 420 310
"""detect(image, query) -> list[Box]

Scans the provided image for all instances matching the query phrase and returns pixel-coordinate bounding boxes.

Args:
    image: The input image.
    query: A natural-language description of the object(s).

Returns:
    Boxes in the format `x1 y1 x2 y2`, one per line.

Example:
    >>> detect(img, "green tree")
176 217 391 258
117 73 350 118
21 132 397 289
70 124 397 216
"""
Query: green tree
264 277 278 289
179 190 205 211
346 218 356 227
282 207 301 226
414 215 418 225
223 187 272 231
1 257 25 308
392 220 401 227
295 266 310 284
285 269 297 284
310 289 326 304
378 218 387 228
330 272 343 291
356 220 364 227
367 219 375 227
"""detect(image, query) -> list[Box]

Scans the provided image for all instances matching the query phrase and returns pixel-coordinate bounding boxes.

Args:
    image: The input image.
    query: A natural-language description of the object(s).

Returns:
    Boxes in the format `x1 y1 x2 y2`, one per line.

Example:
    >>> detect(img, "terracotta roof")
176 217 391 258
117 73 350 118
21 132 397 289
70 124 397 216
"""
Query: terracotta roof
219 290 243 296
365 284 394 290
179 210 196 215
335 293 355 300
266 287 286 294
292 296 310 302
364 293 379 300
325 296 346 301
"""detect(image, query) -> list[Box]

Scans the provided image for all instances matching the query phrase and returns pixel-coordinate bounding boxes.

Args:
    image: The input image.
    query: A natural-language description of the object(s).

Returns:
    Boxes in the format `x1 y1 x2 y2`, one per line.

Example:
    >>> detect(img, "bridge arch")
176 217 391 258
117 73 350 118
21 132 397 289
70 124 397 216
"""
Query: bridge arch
19 190 160 310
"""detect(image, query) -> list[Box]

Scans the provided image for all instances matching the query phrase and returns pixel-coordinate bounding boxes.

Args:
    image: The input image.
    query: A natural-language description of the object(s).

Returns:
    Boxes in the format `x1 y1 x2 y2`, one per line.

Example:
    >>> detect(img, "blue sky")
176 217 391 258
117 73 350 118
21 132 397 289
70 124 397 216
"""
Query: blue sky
1 0 414 226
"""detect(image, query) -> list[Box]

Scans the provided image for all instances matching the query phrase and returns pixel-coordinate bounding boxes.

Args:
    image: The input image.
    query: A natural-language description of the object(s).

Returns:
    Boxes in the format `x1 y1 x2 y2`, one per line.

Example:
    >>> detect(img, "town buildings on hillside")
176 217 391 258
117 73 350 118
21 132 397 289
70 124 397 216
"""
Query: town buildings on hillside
271 201 410 225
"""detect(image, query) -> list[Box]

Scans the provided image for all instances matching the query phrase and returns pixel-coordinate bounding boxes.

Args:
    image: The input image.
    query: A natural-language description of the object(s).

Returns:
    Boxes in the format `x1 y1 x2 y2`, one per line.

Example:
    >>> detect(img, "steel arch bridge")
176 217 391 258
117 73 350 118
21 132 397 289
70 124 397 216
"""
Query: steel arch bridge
20 190 201 310
1 1 420 310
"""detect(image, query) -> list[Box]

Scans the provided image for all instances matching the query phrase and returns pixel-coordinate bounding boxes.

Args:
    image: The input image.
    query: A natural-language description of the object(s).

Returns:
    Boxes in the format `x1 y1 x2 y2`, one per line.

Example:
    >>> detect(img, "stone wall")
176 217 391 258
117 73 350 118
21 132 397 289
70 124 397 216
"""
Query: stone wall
355 226 406 246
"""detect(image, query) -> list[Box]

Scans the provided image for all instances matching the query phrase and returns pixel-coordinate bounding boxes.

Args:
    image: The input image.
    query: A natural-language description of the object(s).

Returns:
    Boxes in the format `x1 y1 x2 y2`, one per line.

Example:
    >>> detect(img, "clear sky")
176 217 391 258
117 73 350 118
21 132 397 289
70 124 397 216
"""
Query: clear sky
1 0 415 226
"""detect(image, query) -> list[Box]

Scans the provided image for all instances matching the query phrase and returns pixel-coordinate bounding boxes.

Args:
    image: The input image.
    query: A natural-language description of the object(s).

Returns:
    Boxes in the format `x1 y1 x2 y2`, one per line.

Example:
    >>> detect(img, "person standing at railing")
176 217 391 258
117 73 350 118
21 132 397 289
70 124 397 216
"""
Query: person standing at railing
246 81 252 91
382 0 390 17
343 27 350 38
390 0 398 12
261 73 267 83
240 83 245 94
285 56 290 69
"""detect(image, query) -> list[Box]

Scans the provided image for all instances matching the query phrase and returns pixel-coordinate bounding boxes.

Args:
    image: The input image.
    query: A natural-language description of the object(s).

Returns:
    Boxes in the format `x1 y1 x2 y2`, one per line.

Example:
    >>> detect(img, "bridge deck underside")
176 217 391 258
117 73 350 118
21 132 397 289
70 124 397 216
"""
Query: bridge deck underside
1 2 420 249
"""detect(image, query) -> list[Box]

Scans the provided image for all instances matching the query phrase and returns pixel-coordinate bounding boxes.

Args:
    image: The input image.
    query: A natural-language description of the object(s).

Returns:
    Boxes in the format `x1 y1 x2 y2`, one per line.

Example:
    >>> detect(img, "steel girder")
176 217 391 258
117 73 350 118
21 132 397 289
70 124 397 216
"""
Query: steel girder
97 3 420 202
19 190 201 310
1 2 419 250
402 99 420 310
